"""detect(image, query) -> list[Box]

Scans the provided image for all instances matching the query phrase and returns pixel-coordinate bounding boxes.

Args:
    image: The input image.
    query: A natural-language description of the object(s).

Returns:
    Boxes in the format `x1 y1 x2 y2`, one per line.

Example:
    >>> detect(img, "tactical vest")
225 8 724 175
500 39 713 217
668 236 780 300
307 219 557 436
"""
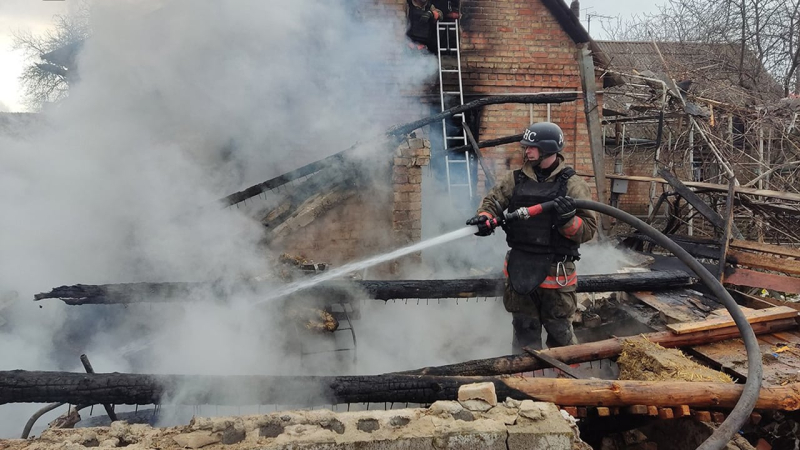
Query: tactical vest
407 3 434 42
504 167 580 259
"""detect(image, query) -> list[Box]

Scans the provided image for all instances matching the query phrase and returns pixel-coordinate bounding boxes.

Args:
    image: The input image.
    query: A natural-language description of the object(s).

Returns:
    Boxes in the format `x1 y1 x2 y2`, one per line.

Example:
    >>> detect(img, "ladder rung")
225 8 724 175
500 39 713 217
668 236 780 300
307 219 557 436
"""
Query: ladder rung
441 69 459 73
446 136 466 140
443 91 462 95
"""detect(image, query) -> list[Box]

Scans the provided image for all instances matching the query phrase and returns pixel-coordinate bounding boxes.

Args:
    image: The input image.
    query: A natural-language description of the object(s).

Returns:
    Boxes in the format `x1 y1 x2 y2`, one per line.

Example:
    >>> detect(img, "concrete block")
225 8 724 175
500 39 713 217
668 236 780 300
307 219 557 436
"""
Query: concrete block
484 405 519 425
429 400 464 417
509 403 574 450
459 399 493 412
519 400 549 420
457 382 497 406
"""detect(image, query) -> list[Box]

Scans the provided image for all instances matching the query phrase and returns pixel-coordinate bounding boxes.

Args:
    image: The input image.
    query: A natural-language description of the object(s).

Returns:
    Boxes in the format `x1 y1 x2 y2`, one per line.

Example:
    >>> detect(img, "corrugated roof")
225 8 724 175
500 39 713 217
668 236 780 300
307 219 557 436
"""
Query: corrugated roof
595 40 781 107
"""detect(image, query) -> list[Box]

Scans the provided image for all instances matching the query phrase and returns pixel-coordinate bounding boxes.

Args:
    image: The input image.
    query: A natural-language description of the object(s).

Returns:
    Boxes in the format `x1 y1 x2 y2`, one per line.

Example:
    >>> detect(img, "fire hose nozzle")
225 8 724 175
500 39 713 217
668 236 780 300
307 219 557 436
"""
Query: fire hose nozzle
504 201 555 224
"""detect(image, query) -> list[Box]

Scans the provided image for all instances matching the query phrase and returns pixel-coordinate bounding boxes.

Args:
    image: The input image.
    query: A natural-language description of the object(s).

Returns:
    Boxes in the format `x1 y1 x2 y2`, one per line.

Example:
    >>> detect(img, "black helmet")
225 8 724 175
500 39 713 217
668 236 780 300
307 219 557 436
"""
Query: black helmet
520 122 565 154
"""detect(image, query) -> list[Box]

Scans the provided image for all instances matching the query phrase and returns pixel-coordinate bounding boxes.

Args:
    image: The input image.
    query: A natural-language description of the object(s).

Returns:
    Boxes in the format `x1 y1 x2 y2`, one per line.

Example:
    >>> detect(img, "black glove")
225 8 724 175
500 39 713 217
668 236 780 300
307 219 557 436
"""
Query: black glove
553 196 576 226
466 214 497 237
420 10 433 21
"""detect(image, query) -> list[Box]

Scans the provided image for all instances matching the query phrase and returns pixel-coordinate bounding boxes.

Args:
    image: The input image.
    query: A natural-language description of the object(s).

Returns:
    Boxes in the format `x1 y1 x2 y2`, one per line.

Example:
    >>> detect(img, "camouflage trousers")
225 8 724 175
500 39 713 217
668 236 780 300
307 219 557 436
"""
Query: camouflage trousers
503 261 578 353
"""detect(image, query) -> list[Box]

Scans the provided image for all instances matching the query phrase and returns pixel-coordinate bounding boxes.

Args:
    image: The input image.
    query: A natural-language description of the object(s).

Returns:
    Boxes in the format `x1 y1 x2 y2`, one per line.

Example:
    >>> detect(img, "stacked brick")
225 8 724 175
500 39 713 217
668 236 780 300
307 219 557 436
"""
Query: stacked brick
392 137 430 246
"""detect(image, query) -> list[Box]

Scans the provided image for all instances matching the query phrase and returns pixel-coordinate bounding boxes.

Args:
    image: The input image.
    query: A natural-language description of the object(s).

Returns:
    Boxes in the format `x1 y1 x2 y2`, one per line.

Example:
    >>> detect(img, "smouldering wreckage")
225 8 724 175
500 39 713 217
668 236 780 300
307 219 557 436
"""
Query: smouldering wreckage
8 99 800 449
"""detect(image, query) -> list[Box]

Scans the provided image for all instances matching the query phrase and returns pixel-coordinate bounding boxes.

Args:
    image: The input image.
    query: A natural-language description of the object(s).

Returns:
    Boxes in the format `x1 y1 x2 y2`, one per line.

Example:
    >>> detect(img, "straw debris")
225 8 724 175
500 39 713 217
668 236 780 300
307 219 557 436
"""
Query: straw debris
617 337 733 383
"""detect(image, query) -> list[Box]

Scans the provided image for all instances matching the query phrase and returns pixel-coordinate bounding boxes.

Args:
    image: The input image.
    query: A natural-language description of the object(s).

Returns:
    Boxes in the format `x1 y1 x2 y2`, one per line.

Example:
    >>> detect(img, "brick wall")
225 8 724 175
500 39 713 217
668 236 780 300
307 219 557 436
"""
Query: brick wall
457 0 601 200
275 137 429 274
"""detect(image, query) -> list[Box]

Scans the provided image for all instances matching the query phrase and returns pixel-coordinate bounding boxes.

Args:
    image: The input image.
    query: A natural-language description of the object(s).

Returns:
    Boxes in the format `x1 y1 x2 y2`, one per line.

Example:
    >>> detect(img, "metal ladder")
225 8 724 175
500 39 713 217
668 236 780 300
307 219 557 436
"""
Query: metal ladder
436 20 474 207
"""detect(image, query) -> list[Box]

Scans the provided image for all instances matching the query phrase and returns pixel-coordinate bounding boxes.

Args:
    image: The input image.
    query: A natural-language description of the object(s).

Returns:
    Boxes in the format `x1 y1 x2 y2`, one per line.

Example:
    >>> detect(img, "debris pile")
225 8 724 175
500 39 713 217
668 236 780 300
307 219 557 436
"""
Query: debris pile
617 338 733 383
5 384 591 450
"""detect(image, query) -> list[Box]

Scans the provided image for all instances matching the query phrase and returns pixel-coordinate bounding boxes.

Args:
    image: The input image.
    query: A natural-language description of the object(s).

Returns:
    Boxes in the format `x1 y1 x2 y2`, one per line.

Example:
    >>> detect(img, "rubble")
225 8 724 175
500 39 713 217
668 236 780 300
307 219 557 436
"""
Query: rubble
4 392 587 450
617 338 733 383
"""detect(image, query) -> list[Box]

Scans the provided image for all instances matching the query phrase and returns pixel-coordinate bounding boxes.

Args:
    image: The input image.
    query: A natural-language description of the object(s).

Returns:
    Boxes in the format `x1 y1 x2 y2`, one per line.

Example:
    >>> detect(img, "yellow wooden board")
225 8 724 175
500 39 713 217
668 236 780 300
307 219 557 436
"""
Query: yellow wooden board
667 306 798 334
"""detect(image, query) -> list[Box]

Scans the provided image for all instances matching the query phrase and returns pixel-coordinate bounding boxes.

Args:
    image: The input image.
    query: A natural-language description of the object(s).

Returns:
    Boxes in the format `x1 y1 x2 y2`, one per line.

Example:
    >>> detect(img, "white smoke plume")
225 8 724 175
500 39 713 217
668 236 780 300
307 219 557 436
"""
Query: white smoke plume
0 0 436 437
0 0 641 438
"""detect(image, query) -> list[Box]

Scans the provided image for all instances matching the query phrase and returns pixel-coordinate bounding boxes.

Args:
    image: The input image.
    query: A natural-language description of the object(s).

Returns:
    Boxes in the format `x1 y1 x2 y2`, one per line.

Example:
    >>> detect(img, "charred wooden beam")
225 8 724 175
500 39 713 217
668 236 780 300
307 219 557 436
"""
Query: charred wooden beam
463 124 495 188
402 318 798 376
2 371 798 411
386 93 577 138
222 93 576 207
445 133 523 154
658 169 742 239
35 270 697 305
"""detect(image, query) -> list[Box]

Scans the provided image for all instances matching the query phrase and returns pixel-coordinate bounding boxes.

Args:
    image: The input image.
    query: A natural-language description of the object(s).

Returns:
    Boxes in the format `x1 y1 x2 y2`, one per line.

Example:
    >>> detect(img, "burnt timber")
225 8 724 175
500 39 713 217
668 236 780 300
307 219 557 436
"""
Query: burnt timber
402 318 798 376
222 93 577 207
34 270 696 305
2 371 799 411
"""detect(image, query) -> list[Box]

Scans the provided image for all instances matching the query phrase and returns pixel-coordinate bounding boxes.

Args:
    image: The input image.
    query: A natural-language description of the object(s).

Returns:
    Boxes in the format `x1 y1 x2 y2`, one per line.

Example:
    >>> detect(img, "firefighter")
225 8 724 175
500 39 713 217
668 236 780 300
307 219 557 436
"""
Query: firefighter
467 122 598 352
406 0 442 51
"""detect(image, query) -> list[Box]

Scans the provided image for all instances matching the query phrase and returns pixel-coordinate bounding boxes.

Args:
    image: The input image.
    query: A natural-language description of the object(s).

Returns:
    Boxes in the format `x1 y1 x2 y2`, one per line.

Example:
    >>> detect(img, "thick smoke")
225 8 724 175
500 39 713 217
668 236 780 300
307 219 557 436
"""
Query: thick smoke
0 0 435 437
0 0 641 438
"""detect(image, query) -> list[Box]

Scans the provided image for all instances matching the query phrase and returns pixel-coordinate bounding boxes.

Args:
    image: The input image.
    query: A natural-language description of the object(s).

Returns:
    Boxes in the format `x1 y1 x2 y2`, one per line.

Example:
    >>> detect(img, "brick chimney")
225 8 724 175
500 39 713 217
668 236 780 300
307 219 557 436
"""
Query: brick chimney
570 0 580 18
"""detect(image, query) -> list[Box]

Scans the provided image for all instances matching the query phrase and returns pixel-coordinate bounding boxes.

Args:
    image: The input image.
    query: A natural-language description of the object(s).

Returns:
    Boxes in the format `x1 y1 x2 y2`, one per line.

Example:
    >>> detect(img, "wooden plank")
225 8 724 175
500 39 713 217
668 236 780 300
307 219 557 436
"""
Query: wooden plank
596 406 611 417
667 307 798 334
658 407 674 419
689 333 800 387
647 405 659 416
727 289 799 311
727 249 800 276
578 173 800 203
712 411 726 423
523 347 582 379
629 291 706 324
718 177 737 280
577 43 610 233
770 331 800 344
685 340 749 381
731 240 800 259
462 124 495 188
724 268 800 294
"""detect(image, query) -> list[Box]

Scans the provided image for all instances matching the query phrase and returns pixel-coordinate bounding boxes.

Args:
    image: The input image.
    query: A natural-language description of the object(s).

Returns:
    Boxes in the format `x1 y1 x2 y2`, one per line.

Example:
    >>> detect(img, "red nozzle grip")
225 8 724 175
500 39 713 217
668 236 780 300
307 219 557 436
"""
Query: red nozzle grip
526 201 555 217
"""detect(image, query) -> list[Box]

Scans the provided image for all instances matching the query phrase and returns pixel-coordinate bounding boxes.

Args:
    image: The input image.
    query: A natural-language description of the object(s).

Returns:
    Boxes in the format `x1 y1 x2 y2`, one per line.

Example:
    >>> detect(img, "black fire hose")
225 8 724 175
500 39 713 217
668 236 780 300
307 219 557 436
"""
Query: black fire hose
493 199 763 450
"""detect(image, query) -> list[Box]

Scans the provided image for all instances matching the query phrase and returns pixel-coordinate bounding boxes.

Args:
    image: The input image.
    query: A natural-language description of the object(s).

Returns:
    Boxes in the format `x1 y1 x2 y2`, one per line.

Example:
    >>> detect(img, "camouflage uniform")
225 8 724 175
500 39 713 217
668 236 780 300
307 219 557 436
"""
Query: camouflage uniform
477 154 597 352
406 0 442 48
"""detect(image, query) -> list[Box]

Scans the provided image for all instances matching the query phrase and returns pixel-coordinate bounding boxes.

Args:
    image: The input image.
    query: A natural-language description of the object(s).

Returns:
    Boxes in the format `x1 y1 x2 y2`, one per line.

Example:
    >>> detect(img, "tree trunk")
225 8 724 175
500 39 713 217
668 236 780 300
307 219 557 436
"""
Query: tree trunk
35 270 697 305
401 318 798 376
2 371 797 411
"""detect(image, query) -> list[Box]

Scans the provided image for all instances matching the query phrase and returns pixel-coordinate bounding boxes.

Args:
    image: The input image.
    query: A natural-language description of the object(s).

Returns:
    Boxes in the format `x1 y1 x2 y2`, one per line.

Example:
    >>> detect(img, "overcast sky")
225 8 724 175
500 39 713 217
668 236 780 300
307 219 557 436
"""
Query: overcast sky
0 0 663 112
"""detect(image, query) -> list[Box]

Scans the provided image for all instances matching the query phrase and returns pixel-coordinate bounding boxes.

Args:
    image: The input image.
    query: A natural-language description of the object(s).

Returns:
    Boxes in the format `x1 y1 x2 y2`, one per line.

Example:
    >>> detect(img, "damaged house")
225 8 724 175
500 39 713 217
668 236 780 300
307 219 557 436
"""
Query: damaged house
238 0 616 270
